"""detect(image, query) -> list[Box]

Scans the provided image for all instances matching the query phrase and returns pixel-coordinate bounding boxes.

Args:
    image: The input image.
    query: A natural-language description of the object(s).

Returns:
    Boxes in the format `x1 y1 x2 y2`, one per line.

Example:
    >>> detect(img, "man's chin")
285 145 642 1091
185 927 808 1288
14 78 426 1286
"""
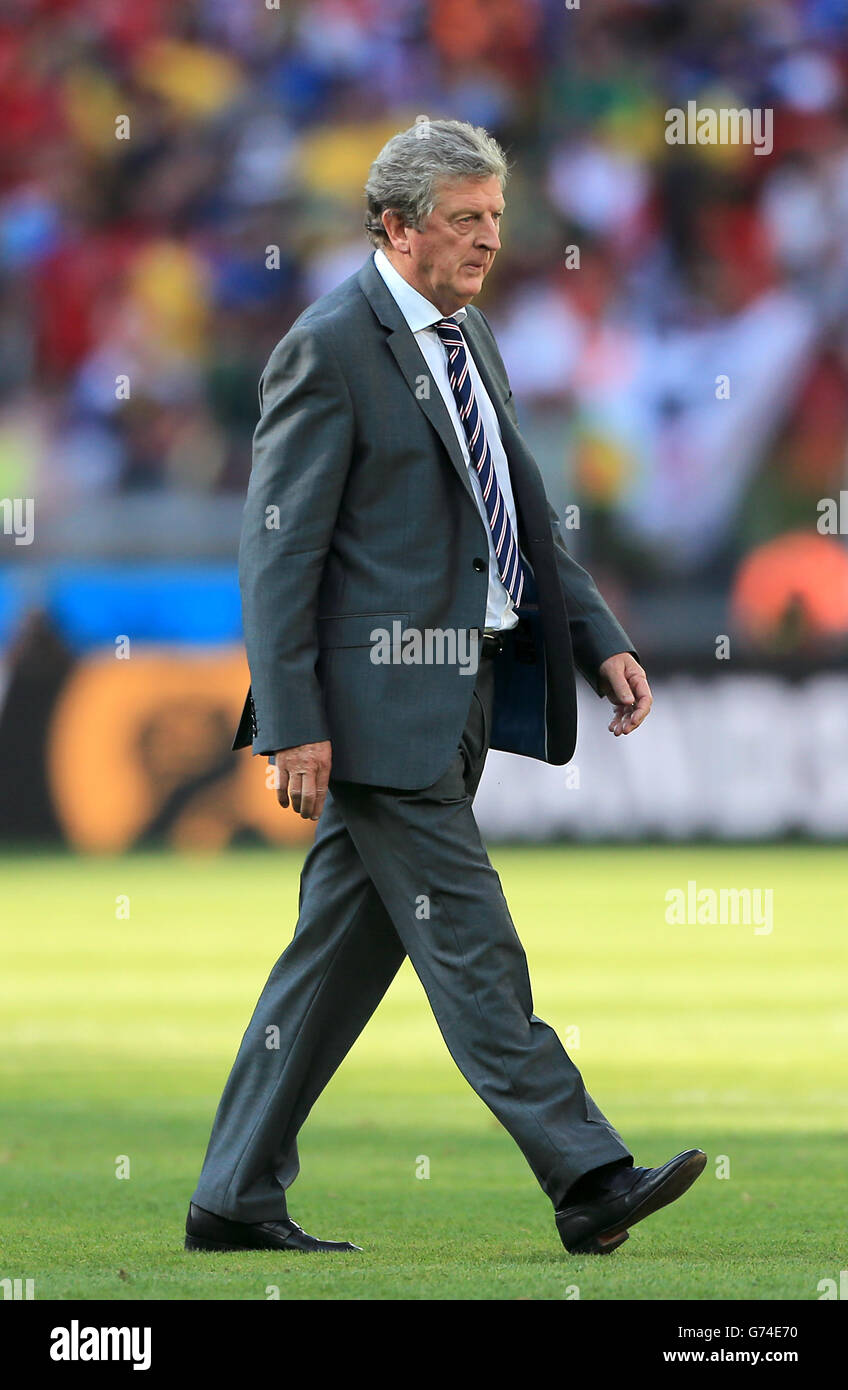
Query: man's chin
454 268 485 300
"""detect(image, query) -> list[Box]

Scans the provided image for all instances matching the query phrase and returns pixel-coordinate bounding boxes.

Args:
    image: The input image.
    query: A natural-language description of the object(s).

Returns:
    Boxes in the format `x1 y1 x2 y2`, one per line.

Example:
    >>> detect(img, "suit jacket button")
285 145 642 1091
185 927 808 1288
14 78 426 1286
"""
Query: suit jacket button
473 557 486 572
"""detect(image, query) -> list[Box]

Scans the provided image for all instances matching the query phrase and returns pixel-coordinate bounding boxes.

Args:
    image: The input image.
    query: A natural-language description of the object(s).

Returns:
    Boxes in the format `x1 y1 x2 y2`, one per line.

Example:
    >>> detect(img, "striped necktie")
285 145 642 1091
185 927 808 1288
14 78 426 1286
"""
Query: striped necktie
434 315 525 611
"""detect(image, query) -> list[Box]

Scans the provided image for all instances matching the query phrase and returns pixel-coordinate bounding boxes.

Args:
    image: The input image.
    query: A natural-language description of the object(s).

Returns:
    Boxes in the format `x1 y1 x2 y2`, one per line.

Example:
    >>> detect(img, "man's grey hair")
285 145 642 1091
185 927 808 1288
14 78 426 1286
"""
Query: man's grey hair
364 118 510 248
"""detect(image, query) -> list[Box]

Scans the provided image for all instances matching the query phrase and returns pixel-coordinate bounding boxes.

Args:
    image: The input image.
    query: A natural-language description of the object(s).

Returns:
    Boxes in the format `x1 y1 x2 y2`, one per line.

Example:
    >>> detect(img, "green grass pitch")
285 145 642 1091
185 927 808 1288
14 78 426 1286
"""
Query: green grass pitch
1 844 845 1301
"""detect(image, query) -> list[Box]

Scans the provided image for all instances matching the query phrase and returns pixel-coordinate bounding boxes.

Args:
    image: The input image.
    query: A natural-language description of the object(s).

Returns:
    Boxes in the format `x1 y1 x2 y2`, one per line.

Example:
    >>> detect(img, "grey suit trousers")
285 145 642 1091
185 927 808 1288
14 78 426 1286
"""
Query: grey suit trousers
191 653 632 1221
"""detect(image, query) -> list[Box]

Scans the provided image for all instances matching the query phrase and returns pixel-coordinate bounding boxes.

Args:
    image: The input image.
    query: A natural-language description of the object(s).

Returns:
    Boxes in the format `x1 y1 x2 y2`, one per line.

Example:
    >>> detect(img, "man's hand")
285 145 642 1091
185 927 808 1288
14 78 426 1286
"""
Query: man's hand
598 653 653 736
271 741 332 820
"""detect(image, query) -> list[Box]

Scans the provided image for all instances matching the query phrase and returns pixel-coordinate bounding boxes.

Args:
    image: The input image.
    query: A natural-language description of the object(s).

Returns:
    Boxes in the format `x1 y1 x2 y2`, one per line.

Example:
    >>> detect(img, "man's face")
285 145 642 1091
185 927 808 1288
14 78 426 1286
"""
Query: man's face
382 175 504 314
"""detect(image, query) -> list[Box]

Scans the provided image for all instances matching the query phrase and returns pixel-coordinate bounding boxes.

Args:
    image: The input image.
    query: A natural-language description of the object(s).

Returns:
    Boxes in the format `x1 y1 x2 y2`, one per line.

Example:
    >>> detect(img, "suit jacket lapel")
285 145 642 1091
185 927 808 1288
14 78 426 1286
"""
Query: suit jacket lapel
357 257 478 510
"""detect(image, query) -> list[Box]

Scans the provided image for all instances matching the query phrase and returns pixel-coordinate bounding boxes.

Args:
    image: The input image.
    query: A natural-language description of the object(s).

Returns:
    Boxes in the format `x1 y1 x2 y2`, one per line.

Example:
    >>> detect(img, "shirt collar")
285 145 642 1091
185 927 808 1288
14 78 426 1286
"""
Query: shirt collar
373 247 468 332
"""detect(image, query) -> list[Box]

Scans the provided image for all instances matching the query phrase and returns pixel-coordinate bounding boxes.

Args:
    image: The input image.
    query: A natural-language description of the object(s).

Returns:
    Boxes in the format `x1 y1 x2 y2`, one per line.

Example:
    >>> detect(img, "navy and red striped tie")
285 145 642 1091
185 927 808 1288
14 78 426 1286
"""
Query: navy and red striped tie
434 316 525 611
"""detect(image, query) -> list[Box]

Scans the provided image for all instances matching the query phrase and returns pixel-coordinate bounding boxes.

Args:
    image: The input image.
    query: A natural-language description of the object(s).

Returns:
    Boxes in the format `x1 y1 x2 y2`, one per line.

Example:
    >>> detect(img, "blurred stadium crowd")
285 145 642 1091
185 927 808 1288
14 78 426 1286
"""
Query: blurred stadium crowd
3 0 848 654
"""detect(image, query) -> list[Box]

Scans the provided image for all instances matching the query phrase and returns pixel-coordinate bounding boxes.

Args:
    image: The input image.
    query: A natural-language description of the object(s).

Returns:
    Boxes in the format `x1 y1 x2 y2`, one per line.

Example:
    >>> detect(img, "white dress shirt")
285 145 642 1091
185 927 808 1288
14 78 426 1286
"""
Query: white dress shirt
373 247 520 632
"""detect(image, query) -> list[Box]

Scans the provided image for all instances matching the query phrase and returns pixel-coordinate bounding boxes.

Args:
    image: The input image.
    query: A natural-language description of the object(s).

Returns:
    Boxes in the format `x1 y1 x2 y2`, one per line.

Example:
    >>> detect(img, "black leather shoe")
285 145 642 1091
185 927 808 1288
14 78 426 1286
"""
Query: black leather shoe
184 1202 362 1253
555 1148 707 1255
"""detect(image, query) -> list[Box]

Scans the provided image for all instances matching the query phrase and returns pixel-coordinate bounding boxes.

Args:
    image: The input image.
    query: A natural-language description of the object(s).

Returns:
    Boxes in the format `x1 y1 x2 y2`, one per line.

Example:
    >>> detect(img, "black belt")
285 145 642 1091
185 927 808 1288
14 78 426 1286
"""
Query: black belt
480 633 504 660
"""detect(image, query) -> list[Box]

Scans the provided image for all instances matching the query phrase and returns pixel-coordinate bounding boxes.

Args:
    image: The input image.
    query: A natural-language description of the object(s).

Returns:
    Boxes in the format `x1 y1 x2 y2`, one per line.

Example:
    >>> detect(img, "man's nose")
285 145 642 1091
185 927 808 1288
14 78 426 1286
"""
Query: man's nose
476 216 501 251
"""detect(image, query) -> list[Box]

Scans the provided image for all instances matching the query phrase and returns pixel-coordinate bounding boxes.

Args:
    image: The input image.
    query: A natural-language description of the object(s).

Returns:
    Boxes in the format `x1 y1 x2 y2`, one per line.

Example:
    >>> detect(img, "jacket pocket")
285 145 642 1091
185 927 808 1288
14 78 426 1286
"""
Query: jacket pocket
316 611 410 649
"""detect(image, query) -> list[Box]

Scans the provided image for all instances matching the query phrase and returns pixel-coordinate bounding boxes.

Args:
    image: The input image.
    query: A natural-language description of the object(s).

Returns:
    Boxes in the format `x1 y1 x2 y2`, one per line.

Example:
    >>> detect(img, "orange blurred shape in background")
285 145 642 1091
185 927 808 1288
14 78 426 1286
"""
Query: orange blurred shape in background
731 530 848 649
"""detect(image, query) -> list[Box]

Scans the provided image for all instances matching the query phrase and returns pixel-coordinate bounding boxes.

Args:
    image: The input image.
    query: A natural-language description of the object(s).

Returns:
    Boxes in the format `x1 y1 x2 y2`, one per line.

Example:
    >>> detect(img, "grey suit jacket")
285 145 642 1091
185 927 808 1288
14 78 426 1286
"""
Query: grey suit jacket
232 253 637 787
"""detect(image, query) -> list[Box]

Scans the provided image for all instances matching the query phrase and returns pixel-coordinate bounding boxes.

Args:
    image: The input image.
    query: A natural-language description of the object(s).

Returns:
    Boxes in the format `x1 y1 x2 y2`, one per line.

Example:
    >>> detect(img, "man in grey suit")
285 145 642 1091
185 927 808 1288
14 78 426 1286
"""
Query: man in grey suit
186 120 705 1258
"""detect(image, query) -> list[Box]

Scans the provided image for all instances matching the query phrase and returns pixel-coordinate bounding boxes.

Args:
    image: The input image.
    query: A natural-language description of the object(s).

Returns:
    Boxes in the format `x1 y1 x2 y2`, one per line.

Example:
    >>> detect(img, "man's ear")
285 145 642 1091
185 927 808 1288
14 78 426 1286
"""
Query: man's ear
382 210 410 254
